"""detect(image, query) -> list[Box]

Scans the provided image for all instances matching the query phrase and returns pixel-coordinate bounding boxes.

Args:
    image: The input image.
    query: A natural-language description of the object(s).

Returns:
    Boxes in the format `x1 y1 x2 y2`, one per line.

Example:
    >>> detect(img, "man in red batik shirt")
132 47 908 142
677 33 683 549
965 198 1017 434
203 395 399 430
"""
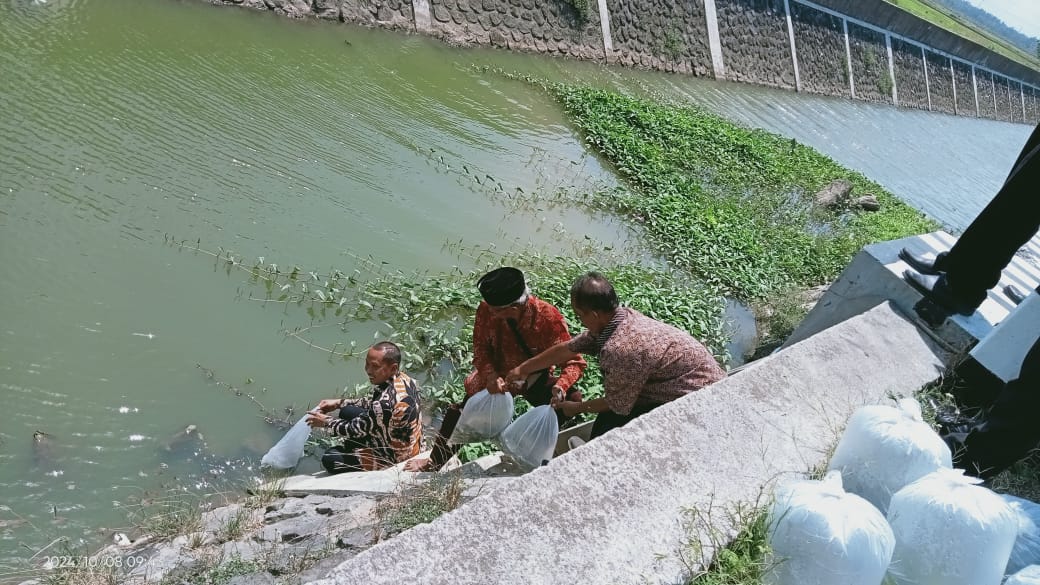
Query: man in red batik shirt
408 267 586 471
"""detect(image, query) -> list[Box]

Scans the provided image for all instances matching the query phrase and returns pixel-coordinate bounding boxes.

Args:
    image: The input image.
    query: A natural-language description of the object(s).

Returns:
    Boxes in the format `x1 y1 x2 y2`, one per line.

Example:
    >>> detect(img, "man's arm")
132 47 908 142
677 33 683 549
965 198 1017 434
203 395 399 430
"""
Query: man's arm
507 341 582 384
471 303 498 390
543 308 587 393
558 397 610 418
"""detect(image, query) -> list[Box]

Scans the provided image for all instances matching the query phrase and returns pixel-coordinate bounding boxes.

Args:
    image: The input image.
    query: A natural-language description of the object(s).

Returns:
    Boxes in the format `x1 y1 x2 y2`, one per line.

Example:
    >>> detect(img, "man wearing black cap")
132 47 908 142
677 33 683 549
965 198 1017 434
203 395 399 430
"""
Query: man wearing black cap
408 267 586 471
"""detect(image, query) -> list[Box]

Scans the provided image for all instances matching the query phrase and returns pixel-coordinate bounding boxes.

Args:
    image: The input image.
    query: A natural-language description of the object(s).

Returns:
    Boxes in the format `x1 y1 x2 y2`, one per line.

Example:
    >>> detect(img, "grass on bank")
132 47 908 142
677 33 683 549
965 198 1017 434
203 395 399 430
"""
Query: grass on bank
885 0 1040 72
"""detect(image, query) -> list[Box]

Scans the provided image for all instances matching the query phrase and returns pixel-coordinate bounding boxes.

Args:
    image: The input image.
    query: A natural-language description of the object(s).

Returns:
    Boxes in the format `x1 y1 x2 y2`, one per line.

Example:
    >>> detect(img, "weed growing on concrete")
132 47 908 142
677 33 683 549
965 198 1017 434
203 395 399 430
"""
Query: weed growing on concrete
559 0 591 25
378 472 466 536
680 500 772 585
876 71 894 98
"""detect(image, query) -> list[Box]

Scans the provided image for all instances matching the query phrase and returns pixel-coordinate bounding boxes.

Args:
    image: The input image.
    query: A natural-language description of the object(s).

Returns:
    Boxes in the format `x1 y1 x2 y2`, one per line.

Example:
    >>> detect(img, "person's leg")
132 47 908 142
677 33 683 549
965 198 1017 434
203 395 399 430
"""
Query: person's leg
321 439 368 474
425 372 481 470
938 130 1040 305
589 403 657 439
320 405 370 474
950 335 1040 479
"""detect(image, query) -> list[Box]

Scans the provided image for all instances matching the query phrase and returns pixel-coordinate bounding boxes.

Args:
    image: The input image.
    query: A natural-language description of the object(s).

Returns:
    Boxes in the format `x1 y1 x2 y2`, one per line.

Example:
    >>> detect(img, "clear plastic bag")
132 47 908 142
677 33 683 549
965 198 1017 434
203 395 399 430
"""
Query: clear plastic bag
260 414 313 469
886 468 1016 585
451 390 514 444
499 404 558 471
1003 495 1040 576
827 398 951 514
765 470 894 585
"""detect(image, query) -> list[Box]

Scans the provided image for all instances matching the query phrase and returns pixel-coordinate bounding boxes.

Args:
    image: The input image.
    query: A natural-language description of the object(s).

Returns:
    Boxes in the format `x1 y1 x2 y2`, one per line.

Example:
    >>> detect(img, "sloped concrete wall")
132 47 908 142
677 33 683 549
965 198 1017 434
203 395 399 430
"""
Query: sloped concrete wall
308 302 948 585
791 1 848 97
952 60 976 116
606 0 712 75
847 22 890 103
715 0 796 89
926 50 955 115
892 37 928 109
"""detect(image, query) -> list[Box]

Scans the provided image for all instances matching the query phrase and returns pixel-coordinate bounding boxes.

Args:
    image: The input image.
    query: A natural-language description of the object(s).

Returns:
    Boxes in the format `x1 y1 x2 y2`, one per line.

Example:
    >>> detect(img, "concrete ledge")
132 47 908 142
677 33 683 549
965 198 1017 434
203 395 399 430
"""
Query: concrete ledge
307 302 948 585
784 230 1040 353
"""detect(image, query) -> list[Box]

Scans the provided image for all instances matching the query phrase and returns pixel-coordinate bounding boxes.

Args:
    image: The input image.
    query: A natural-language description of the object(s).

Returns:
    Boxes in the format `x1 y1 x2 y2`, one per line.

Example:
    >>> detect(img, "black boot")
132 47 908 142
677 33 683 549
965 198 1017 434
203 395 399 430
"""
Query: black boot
903 270 977 316
898 248 948 276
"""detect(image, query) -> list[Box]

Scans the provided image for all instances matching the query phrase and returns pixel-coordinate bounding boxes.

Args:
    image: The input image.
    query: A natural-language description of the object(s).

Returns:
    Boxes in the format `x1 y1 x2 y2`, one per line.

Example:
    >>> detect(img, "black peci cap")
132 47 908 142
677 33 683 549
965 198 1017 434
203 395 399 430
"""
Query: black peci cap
477 267 526 307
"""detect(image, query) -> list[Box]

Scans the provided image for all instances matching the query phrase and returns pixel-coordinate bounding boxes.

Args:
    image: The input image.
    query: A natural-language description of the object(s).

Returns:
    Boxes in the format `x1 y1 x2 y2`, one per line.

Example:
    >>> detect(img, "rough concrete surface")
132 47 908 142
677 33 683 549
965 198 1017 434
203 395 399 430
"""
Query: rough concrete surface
306 302 947 585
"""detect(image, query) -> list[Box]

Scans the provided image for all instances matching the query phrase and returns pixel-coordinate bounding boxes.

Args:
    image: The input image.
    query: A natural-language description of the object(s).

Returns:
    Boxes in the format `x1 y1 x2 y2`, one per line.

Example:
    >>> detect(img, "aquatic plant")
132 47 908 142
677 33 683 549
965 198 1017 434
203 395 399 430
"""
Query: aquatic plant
531 83 937 300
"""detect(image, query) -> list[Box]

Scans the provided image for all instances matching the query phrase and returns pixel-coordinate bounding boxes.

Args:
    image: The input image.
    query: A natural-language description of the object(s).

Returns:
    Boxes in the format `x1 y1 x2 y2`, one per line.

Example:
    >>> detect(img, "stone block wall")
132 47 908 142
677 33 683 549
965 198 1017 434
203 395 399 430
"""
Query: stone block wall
995 75 1012 122
952 60 975 116
607 0 711 75
977 70 996 120
428 0 603 59
210 0 1040 125
847 23 890 103
891 38 927 109
791 2 848 97
715 0 796 89
925 51 954 114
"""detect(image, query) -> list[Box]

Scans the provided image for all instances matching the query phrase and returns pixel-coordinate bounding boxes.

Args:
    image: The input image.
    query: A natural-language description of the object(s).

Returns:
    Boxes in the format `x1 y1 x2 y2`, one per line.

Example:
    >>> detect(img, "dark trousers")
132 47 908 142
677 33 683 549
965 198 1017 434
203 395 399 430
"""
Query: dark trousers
946 335 1040 479
590 402 659 439
321 405 368 474
940 123 1040 308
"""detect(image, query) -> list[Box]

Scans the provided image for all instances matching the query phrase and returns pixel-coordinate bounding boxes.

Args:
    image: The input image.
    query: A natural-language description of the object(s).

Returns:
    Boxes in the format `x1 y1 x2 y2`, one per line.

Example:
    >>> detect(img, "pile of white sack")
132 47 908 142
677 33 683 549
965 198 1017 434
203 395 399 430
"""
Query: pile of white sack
765 398 1040 585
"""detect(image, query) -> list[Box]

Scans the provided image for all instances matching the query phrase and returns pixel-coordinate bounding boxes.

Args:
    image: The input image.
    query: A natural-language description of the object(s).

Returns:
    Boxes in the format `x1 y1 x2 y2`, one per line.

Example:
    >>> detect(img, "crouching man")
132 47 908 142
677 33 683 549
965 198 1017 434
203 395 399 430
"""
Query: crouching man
306 341 422 473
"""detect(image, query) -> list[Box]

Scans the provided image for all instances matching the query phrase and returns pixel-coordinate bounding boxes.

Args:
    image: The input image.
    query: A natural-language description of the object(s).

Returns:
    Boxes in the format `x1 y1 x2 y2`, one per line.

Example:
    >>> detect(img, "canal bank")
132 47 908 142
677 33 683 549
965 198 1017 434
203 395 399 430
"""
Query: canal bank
2 0 1034 575
207 0 1040 125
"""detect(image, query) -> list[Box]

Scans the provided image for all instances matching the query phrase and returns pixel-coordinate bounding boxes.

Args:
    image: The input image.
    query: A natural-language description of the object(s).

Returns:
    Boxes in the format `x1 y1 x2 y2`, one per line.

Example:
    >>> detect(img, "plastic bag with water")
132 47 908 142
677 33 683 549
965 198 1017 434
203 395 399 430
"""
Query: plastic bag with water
1003 494 1040 576
499 404 558 471
764 470 894 585
451 390 514 444
827 398 951 514
260 414 313 469
886 468 1016 585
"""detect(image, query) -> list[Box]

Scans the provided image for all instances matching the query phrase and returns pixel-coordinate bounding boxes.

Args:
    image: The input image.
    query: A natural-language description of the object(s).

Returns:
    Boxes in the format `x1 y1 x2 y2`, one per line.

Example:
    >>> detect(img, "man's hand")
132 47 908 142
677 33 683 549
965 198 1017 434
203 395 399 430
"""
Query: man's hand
404 457 433 472
316 398 343 413
555 400 582 418
549 386 565 407
504 367 525 385
306 412 331 428
488 377 509 394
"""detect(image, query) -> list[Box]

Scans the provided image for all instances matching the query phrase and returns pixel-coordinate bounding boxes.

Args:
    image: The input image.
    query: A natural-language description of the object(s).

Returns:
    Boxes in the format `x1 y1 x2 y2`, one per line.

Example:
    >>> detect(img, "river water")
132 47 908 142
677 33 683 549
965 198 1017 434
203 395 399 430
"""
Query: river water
0 0 1033 570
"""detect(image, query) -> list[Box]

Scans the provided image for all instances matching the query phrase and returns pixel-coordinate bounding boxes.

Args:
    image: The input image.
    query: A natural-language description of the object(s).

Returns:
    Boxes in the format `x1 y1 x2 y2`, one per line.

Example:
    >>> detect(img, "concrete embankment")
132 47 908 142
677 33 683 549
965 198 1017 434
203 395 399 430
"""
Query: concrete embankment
208 0 1039 125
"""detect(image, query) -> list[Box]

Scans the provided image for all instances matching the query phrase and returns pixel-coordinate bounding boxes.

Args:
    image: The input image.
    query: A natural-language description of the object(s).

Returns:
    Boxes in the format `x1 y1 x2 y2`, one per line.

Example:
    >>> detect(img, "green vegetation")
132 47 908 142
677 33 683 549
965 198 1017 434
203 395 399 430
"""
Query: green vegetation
885 0 1040 71
877 71 894 98
682 503 772 585
173 239 727 426
544 84 937 301
560 0 591 26
379 472 466 535
663 28 686 60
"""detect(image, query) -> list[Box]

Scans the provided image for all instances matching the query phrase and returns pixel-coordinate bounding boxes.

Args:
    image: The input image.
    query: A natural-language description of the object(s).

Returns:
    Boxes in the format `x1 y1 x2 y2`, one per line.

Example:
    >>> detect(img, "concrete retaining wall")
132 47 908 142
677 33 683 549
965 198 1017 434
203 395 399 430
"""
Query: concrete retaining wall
847 22 889 103
715 0 796 89
607 0 711 75
212 0 1040 124
791 1 848 97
